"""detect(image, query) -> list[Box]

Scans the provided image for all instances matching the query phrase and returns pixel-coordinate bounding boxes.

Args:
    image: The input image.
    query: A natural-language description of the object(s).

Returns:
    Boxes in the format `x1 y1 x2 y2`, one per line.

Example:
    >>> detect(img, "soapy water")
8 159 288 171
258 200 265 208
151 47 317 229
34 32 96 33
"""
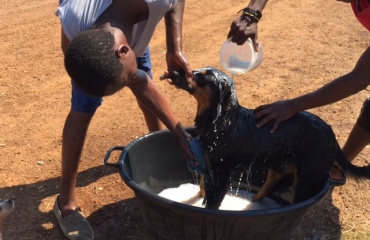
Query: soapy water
158 183 281 211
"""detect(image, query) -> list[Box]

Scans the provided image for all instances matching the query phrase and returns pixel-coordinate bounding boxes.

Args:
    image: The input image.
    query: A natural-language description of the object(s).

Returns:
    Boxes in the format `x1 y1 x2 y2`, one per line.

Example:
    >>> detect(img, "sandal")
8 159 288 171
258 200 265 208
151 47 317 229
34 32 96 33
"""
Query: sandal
328 164 346 187
53 196 94 240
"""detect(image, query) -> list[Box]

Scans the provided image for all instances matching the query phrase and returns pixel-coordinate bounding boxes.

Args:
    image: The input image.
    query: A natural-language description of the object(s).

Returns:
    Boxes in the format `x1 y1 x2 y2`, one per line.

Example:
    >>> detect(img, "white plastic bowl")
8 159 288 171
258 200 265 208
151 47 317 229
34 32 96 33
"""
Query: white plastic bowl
220 38 264 75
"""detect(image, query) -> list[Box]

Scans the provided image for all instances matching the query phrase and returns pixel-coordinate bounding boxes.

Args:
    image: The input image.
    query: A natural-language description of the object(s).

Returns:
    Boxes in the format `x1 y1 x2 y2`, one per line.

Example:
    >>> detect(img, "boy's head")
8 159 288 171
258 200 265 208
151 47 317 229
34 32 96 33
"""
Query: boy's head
64 28 137 97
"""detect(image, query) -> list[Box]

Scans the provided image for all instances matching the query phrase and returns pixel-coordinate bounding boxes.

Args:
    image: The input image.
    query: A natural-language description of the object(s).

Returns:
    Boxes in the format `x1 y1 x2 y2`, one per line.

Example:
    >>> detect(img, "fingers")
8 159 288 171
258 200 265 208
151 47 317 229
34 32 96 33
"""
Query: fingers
251 37 259 52
254 106 281 132
255 112 274 128
182 64 192 83
184 144 194 161
270 122 280 134
159 71 169 80
254 105 270 118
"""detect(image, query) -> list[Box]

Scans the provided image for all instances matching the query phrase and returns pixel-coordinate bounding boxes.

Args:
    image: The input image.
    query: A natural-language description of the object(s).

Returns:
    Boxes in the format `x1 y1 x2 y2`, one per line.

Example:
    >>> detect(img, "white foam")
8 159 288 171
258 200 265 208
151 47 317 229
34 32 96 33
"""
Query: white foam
158 183 281 211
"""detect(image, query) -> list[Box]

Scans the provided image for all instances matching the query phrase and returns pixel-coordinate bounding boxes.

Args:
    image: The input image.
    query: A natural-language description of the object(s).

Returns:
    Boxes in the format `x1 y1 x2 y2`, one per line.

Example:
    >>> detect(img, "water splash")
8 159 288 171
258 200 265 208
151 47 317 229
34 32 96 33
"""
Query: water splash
212 104 222 126
245 160 256 191
231 73 236 80
234 171 244 196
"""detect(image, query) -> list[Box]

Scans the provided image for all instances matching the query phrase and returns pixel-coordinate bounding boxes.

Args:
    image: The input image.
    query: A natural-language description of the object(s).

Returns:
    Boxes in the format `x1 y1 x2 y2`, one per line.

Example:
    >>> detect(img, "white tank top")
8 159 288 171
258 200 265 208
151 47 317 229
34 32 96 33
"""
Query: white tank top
56 0 177 56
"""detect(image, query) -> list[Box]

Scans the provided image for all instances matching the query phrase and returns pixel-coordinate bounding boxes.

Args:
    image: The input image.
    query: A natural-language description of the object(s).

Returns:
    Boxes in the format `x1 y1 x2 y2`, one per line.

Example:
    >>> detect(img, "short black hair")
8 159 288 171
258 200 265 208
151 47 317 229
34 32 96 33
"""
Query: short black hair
64 29 123 97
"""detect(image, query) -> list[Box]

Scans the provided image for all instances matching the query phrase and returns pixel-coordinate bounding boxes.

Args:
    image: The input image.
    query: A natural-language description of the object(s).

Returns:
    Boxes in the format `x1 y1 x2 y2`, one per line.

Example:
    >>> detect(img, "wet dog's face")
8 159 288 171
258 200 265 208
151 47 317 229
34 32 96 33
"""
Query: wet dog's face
170 68 237 115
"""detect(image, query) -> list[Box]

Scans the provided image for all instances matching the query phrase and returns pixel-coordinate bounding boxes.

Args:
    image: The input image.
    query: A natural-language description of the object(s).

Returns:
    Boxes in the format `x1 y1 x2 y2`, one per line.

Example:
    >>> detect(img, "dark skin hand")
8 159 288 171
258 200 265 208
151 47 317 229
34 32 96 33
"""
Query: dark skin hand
164 0 192 84
227 0 268 51
227 18 259 48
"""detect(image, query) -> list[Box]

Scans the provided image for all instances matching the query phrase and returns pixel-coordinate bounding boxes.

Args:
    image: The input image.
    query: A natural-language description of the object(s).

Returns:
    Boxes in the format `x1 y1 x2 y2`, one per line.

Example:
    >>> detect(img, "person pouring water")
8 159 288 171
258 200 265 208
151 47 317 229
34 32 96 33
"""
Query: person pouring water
227 0 370 183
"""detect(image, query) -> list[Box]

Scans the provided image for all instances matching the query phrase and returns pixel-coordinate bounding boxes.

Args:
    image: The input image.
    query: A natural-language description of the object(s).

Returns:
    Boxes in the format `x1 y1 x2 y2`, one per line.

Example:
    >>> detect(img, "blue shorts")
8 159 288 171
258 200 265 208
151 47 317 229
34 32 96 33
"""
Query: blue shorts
71 47 153 113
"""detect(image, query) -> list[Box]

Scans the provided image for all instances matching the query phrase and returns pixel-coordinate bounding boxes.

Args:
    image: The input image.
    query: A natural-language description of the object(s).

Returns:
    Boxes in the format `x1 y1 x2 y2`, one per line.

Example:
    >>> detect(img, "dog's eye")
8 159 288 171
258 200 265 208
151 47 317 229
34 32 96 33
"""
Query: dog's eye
0 206 2 211
194 75 208 87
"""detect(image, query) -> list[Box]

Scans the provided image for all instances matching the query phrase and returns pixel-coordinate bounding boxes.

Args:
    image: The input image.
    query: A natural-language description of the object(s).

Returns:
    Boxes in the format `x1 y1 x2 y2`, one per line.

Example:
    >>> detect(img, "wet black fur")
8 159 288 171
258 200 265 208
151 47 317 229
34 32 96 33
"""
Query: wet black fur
171 67 370 209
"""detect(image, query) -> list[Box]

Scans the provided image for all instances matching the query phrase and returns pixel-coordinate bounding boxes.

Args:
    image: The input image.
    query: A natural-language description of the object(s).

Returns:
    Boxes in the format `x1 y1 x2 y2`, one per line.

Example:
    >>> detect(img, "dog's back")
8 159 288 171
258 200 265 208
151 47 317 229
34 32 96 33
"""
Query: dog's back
198 100 336 206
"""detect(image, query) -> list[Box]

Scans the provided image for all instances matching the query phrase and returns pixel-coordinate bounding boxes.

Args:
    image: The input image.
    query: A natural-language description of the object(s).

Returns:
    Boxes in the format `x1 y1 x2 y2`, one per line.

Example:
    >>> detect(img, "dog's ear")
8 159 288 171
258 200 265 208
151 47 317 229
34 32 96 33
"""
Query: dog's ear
219 79 231 102
219 78 238 110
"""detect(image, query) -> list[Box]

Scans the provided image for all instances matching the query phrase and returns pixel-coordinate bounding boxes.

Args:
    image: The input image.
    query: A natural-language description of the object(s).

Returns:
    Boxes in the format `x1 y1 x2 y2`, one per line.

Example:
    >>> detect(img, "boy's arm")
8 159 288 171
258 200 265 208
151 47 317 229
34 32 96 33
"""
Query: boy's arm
163 0 192 82
255 46 370 133
128 70 193 158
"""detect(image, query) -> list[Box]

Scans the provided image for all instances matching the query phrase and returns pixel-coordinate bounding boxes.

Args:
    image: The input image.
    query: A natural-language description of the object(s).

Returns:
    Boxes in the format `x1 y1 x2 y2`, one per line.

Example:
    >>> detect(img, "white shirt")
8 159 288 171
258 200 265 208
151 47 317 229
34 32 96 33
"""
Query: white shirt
56 0 177 56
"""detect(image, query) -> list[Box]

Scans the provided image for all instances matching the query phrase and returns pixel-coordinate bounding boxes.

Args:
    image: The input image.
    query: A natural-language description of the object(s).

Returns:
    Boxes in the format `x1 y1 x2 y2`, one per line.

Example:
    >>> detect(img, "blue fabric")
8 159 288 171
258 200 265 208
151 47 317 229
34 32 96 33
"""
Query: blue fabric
187 136 206 175
71 81 103 113
136 46 153 78
71 47 152 113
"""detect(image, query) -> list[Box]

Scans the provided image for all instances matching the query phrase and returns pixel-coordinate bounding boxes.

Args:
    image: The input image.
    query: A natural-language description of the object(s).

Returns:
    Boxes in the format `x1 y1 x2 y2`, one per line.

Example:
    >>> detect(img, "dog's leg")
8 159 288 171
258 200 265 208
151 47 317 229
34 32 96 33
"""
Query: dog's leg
199 175 205 198
252 169 283 202
253 163 297 202
290 167 298 204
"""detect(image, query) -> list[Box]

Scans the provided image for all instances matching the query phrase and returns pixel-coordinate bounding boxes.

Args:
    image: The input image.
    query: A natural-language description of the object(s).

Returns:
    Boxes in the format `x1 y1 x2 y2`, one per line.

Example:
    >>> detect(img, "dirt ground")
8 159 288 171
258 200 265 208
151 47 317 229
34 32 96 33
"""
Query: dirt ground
0 0 369 239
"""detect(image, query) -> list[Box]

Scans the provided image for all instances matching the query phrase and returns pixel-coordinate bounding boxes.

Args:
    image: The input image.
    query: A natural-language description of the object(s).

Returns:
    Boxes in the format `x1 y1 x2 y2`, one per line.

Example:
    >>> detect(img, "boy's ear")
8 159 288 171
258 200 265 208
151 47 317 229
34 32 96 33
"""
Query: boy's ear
116 44 129 58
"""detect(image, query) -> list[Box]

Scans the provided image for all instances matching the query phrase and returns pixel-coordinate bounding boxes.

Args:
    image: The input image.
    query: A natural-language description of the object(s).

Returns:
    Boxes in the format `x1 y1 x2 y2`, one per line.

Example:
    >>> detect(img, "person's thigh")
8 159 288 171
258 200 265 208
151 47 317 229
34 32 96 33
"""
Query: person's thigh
71 81 102 113
137 47 153 78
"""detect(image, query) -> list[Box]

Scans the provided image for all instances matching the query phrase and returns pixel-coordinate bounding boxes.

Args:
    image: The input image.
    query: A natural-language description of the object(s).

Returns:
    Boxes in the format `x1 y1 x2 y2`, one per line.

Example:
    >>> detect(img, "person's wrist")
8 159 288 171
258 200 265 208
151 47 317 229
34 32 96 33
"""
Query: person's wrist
289 99 302 114
238 7 262 24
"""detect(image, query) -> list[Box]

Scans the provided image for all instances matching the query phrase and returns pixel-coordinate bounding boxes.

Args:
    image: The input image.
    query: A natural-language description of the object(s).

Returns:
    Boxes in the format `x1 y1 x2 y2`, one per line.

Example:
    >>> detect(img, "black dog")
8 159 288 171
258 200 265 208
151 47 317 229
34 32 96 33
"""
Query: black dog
168 67 370 210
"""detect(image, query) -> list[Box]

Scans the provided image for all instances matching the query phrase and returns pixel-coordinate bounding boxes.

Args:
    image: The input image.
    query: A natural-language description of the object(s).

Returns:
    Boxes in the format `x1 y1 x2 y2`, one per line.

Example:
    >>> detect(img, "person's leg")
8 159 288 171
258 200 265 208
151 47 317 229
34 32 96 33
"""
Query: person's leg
342 123 370 161
330 98 370 183
342 98 370 161
55 81 102 239
136 47 163 132
58 110 94 216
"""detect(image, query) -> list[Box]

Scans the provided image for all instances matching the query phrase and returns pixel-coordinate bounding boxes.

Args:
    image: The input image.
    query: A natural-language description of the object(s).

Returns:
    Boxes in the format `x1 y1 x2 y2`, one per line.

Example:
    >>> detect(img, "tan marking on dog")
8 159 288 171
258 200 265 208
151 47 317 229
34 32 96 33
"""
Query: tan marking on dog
199 175 205 198
192 85 213 116
253 162 297 203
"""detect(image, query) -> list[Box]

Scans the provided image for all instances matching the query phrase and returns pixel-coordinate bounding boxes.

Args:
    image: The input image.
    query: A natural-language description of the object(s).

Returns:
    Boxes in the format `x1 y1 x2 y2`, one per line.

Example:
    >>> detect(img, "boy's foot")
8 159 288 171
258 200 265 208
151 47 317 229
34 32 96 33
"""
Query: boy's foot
53 196 94 240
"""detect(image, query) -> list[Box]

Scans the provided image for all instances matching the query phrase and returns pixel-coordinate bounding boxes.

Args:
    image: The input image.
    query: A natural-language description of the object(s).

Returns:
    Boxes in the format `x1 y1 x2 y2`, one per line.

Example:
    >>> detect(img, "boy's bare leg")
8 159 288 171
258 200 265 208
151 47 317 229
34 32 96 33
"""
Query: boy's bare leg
58 110 94 215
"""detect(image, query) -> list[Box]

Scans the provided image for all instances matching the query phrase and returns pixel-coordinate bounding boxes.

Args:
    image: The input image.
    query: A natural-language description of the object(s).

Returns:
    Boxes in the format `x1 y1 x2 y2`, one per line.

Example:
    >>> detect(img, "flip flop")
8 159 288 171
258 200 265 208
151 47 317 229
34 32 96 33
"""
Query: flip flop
53 196 94 240
328 164 346 187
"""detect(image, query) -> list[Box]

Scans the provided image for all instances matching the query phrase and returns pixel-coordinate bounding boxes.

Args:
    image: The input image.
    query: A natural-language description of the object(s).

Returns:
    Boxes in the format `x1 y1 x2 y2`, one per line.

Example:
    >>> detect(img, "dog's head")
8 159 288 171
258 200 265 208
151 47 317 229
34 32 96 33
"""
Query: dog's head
170 67 238 119
0 199 14 222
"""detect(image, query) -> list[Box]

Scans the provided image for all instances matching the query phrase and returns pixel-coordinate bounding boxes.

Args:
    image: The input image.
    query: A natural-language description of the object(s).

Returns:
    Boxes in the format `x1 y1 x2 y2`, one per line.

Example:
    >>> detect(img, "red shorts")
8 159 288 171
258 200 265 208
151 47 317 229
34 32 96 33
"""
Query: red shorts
351 0 370 31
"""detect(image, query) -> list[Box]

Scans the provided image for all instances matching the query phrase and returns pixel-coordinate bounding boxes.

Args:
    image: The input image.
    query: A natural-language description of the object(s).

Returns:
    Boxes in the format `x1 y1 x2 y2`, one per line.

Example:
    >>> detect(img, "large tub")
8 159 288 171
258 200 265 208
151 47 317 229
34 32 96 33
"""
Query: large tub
104 128 333 240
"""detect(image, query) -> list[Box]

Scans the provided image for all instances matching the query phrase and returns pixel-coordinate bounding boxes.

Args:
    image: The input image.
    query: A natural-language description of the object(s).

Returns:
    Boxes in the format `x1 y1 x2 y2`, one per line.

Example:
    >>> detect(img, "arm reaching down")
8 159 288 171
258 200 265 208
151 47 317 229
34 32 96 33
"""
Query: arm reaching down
128 70 193 159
